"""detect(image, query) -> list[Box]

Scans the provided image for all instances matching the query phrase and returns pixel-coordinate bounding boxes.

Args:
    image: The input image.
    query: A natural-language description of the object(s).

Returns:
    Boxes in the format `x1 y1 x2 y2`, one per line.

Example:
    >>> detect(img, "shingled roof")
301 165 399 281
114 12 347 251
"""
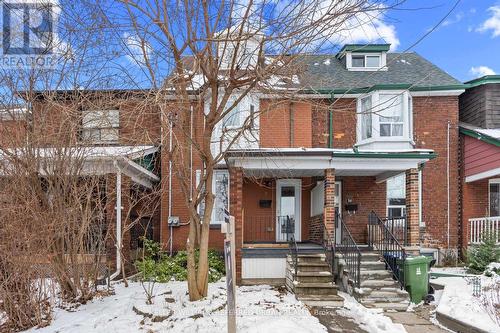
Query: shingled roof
293 52 463 93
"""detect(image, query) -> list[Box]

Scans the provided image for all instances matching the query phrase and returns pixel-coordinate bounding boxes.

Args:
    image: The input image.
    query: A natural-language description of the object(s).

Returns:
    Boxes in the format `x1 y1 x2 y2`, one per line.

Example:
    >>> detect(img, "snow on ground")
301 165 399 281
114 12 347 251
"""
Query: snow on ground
431 266 467 275
24 280 327 333
433 274 500 333
336 292 407 333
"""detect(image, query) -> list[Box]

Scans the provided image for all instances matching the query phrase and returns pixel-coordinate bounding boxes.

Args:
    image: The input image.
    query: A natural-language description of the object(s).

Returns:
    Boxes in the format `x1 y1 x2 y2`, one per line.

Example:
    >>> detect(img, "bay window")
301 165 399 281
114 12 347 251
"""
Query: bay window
357 91 412 146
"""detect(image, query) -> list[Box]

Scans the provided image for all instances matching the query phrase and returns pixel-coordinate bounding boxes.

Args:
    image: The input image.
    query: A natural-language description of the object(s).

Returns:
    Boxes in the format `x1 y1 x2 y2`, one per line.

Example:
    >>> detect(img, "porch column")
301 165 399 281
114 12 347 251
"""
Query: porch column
229 167 243 284
324 168 336 240
406 168 420 246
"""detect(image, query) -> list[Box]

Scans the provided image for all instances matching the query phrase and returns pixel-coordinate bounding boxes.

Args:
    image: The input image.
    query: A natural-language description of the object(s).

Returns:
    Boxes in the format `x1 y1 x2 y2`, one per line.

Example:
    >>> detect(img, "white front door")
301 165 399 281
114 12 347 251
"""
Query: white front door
335 181 342 244
276 179 301 242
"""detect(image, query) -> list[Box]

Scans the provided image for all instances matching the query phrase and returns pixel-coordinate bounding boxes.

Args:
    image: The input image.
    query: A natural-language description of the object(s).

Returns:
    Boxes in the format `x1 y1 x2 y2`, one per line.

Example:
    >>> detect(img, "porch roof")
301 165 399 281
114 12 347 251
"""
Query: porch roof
0 145 160 189
225 147 435 180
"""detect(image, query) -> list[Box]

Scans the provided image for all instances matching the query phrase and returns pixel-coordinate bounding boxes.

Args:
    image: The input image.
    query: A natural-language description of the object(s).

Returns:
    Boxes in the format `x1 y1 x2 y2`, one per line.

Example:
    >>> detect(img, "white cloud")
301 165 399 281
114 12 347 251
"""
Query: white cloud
122 32 153 66
442 12 464 27
477 6 500 37
470 66 496 77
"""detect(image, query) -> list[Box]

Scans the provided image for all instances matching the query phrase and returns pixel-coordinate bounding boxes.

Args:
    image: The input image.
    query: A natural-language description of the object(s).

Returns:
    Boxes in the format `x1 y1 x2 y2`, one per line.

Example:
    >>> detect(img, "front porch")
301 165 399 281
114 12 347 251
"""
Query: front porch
226 148 434 283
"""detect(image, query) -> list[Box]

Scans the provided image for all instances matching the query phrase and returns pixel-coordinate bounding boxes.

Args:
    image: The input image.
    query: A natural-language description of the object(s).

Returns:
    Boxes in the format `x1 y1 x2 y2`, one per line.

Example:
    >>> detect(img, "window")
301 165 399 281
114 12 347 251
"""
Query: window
387 174 406 217
352 55 365 67
350 54 381 69
366 55 380 67
357 91 412 144
360 96 372 140
223 104 242 128
379 94 404 137
196 170 230 224
489 180 500 217
81 110 119 143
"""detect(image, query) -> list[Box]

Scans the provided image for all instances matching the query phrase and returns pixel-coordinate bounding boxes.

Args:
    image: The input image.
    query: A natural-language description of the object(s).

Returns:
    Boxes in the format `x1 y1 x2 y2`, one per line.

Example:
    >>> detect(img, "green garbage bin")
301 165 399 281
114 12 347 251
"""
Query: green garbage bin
399 256 432 303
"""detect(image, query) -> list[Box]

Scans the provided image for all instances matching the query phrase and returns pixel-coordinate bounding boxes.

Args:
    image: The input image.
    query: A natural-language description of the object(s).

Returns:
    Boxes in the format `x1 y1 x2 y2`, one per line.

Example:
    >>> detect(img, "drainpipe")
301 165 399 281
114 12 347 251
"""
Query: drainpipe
168 115 173 256
289 102 294 147
110 161 122 280
447 121 450 248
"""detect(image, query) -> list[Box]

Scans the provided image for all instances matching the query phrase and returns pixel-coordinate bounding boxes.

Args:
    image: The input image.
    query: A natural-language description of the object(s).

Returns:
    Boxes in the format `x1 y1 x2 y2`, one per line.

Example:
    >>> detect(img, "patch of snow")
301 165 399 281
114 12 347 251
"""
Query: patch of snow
337 292 407 333
399 59 411 65
23 281 327 333
476 128 500 139
314 62 319 66
434 276 500 333
291 75 300 85
323 58 331 66
431 266 467 275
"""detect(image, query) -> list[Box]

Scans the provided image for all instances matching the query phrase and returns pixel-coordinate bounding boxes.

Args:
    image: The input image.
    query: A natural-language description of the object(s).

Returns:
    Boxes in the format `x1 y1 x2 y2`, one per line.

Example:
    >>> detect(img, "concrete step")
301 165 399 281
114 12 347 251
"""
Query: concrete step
360 270 392 279
297 295 344 307
296 262 330 272
360 279 399 287
360 252 380 262
297 254 326 264
362 301 409 312
294 282 338 296
296 271 332 283
360 261 386 270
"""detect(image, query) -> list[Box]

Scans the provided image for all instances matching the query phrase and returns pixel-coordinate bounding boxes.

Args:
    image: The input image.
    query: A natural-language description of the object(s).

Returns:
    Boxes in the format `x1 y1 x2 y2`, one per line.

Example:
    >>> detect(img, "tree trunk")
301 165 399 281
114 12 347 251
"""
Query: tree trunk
186 217 201 301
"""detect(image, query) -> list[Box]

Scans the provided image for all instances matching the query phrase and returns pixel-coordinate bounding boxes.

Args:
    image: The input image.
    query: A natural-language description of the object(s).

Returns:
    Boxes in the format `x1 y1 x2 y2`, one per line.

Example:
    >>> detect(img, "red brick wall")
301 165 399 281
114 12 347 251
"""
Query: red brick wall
413 96 460 248
340 177 386 243
461 178 489 248
260 100 312 148
309 214 324 244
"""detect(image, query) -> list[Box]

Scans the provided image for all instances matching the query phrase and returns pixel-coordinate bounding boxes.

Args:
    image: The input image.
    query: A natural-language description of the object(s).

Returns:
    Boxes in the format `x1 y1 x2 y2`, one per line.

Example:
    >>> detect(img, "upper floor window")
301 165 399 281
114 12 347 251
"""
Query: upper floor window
352 54 381 68
356 91 412 145
196 169 230 224
81 109 119 143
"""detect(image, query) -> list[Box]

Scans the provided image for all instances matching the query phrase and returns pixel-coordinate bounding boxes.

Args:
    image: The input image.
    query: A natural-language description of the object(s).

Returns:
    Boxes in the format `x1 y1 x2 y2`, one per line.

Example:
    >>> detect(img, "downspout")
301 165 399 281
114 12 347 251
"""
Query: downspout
289 102 294 147
329 94 335 148
447 121 450 248
168 115 174 256
110 161 122 280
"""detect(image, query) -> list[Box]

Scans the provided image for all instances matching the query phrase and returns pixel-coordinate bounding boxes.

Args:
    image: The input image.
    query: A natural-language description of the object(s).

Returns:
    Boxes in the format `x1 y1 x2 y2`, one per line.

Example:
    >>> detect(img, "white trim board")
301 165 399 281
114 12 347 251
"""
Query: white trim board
465 167 500 183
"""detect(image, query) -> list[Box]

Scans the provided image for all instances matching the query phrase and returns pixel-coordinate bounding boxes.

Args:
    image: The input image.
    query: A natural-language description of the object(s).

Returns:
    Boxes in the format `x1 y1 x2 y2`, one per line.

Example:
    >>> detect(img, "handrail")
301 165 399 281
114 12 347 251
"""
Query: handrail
333 212 362 288
368 211 406 289
284 216 299 280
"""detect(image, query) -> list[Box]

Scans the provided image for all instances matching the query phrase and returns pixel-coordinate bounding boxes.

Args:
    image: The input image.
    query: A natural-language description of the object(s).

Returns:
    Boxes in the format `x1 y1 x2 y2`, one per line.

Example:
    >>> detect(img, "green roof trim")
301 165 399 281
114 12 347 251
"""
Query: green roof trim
332 151 438 159
337 44 391 56
464 75 500 88
459 127 500 147
300 83 465 96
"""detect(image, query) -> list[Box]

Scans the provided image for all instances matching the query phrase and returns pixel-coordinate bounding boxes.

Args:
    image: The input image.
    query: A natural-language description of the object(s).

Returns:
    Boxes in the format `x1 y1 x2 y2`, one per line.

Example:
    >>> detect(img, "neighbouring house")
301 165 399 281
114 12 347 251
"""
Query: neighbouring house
161 42 465 290
459 75 500 248
0 91 162 275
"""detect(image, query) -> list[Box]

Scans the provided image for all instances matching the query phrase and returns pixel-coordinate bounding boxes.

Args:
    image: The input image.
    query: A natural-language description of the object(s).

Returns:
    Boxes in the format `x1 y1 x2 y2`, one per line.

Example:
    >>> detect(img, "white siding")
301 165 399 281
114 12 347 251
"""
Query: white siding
241 258 286 279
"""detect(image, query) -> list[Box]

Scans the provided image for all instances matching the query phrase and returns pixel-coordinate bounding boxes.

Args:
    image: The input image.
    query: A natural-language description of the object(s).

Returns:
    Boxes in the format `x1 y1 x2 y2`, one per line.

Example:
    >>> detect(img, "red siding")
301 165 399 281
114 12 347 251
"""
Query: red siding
464 135 500 177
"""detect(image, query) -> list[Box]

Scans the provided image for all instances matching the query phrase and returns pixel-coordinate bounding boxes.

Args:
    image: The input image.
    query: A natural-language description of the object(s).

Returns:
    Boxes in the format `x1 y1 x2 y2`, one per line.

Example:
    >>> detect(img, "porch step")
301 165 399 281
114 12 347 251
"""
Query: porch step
361 301 409 312
296 295 344 307
294 282 338 296
297 254 326 264
296 262 330 272
296 271 333 283
360 270 392 279
360 279 400 288
360 252 381 262
360 261 386 270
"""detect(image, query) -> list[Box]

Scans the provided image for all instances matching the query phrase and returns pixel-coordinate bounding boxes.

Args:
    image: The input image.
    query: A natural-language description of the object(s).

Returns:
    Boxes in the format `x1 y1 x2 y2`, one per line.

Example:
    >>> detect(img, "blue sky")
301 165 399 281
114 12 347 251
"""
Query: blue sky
385 0 500 82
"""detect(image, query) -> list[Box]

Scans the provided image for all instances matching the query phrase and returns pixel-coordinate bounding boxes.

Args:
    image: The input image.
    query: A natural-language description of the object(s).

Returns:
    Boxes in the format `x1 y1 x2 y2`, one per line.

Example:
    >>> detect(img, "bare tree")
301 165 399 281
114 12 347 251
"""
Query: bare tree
106 0 404 300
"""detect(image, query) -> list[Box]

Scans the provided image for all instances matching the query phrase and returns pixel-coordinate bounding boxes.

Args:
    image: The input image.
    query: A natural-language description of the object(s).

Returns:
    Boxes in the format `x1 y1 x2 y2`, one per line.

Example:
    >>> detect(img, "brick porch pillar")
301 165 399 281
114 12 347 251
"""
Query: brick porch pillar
324 169 336 240
406 168 420 247
229 167 243 284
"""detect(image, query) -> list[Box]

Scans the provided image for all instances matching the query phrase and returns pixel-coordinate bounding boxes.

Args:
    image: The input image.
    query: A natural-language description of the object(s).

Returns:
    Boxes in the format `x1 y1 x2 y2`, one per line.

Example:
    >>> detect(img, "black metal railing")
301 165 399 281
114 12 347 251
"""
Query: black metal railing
368 211 407 289
333 213 362 288
284 216 299 280
383 216 407 246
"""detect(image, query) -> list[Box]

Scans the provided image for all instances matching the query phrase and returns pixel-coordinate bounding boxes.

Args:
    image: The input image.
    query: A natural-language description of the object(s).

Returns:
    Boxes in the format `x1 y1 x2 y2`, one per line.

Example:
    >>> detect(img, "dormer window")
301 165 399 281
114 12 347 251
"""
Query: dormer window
356 91 413 149
337 44 389 71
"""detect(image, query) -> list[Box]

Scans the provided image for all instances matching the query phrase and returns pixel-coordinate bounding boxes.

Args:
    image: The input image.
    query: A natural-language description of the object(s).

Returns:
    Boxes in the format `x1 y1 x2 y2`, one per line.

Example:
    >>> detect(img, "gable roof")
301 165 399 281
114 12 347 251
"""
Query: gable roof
295 52 463 93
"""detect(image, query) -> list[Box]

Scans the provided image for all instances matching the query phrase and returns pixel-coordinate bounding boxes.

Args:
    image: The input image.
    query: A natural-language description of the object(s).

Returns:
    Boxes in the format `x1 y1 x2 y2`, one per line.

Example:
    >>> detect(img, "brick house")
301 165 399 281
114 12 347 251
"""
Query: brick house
459 75 500 248
162 43 465 285
1 91 162 276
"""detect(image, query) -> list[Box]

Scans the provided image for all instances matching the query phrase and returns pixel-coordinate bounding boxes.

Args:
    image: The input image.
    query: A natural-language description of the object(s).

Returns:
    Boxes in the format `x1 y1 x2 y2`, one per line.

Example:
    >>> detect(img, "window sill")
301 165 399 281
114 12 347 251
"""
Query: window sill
209 224 222 230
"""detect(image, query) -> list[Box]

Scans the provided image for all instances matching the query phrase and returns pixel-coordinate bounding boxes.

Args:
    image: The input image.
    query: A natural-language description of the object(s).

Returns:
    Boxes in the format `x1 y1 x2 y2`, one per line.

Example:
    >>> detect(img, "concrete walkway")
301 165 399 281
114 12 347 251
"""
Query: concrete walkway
385 311 448 333
311 307 368 333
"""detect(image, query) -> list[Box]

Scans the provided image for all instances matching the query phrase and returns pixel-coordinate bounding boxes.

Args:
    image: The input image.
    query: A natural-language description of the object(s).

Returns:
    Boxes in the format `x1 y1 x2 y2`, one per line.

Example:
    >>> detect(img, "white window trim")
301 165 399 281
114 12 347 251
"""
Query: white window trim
488 178 500 217
346 52 387 71
386 173 406 218
356 90 412 145
81 109 120 144
195 169 230 224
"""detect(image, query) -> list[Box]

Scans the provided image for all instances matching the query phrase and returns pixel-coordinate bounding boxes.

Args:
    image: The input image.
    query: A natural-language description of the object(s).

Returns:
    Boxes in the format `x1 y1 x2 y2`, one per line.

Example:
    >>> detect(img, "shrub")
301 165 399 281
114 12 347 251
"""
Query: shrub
467 232 500 275
135 240 225 283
